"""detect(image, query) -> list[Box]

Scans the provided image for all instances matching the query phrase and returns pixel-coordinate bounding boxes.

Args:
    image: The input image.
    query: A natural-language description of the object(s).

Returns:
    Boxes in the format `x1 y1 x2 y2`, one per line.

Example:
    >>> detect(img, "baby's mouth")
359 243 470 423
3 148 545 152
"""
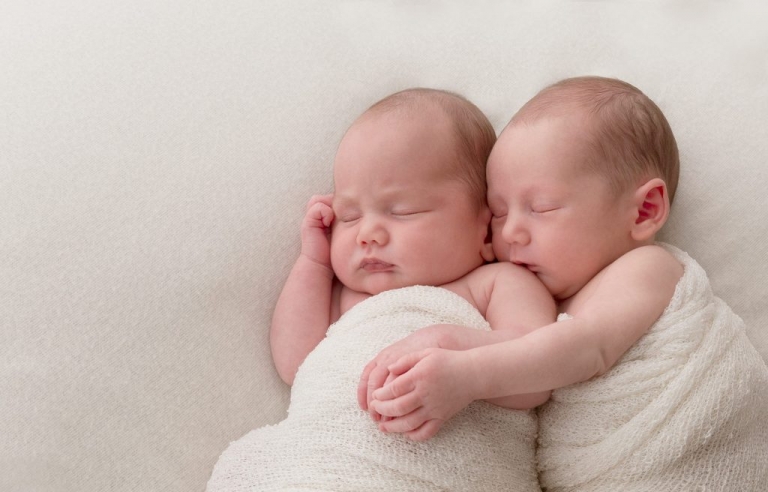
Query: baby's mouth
360 258 394 272
512 260 536 272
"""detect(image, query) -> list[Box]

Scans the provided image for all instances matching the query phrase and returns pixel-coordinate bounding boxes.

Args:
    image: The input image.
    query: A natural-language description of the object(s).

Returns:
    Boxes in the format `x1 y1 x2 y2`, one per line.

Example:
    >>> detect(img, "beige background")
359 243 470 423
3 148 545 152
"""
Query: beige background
2 1 767 490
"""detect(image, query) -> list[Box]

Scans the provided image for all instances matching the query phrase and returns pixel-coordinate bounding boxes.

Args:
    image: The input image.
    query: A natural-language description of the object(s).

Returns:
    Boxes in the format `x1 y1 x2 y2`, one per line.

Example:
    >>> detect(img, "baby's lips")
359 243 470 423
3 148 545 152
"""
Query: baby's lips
360 258 394 272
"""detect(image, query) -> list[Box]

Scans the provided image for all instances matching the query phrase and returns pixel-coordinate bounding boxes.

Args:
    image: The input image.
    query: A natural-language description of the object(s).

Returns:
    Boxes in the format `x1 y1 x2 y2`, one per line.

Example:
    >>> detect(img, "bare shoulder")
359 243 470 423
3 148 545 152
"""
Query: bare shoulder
617 243 680 264
607 244 683 283
567 245 683 317
444 262 535 316
563 245 685 374
449 262 555 331
463 262 545 297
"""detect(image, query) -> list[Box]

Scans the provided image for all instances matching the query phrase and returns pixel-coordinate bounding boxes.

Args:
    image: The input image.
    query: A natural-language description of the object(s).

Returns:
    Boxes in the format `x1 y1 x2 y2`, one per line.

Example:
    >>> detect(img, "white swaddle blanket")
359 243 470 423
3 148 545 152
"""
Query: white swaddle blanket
207 285 540 491
537 244 768 491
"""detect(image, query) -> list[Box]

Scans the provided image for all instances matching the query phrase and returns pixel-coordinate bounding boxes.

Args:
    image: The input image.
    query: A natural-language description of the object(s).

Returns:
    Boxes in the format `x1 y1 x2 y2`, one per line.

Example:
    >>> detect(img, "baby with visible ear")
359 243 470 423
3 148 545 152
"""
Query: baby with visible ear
207 87 556 491
365 76 768 490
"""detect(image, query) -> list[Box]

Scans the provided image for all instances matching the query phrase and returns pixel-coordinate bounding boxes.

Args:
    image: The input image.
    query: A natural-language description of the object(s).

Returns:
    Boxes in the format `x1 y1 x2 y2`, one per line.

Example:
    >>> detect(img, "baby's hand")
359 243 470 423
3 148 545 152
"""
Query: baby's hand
370 348 476 441
300 194 334 267
357 325 456 420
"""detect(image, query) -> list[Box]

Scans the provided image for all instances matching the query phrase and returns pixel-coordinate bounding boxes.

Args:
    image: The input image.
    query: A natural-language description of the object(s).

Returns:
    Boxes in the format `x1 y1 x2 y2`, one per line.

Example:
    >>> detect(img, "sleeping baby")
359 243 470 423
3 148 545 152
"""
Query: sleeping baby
206 87 557 490
362 76 768 491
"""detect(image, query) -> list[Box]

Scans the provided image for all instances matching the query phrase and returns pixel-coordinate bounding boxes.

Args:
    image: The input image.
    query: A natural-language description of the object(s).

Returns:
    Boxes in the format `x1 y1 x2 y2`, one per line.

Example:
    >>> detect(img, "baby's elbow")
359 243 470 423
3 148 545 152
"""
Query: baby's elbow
526 390 551 409
492 391 551 410
593 346 616 378
280 371 295 386
274 360 296 386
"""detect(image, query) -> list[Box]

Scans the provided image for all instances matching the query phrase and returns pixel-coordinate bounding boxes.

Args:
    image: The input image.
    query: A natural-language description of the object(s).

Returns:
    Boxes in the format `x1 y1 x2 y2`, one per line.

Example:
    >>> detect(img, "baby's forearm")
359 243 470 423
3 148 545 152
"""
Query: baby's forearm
432 323 527 351
423 325 553 408
486 391 551 410
467 318 606 399
270 255 334 385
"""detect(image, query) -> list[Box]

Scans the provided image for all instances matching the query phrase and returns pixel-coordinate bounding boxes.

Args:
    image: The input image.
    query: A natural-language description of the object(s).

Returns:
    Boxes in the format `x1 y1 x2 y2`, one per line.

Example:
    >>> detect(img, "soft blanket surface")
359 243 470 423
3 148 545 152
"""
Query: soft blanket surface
207 286 540 491
537 244 768 491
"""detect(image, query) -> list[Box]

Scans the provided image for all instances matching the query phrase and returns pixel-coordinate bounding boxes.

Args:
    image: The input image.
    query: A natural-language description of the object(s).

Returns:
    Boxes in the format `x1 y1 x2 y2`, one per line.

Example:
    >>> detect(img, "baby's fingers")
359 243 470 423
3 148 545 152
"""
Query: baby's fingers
358 360 387 411
306 201 334 227
372 372 417 403
371 391 421 418
377 408 432 435
357 360 376 410
306 194 334 208
404 420 442 442
386 350 426 378
384 371 396 386
365 364 391 420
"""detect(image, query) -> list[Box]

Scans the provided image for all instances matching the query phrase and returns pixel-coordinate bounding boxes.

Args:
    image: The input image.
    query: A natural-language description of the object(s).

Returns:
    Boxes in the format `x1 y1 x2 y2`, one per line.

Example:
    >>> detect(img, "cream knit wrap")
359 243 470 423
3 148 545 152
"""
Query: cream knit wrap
537 244 768 491
207 285 540 491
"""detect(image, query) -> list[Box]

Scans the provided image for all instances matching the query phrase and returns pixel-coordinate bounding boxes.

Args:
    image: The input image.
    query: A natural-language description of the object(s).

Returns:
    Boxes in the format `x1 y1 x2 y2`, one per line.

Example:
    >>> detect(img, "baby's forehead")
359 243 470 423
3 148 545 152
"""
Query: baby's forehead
503 113 598 161
356 101 453 131
331 183 456 208
502 107 592 134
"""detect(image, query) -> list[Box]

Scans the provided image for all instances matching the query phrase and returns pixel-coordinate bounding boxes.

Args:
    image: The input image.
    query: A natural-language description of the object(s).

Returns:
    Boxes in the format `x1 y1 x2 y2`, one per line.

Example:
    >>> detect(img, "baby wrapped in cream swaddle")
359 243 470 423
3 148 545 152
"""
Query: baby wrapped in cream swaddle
208 285 540 491
537 244 768 491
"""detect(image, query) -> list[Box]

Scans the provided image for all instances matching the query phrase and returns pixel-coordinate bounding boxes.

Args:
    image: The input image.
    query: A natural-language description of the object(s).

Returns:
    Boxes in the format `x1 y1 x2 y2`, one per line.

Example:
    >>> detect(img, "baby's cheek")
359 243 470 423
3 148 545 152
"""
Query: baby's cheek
490 241 508 261
329 239 347 273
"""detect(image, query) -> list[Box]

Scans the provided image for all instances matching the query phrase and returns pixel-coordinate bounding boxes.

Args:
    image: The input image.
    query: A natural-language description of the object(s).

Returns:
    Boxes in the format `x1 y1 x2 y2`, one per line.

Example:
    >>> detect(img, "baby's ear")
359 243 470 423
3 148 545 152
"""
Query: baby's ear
481 222 495 262
630 178 670 242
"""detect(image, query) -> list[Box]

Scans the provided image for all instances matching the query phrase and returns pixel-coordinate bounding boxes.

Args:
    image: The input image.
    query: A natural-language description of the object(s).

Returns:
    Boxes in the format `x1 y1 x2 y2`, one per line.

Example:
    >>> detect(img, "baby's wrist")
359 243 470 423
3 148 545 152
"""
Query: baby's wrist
297 252 334 279
456 350 484 402
423 324 461 350
461 349 493 401
436 324 493 351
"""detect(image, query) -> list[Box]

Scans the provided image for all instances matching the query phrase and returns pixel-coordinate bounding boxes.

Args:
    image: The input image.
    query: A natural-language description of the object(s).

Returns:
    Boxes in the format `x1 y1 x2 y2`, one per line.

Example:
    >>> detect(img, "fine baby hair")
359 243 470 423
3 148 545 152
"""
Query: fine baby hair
357 87 496 209
510 76 679 203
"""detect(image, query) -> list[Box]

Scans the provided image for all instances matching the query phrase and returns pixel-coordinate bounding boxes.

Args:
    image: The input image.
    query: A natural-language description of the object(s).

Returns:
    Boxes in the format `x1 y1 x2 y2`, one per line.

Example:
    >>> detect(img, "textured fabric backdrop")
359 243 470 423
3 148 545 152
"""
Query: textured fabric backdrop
2 1 767 491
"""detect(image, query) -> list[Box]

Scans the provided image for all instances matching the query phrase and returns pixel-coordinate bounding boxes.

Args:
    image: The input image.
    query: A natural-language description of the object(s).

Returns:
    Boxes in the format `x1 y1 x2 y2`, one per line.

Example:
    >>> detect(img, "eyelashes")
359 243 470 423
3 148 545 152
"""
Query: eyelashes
337 216 360 223
335 209 429 222
491 206 560 219
390 210 428 217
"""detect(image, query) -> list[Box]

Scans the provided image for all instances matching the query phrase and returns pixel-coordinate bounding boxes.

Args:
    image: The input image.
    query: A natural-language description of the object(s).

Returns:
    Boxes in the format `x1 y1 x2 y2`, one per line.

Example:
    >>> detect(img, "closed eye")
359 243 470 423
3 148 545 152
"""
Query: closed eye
337 214 361 223
391 210 428 217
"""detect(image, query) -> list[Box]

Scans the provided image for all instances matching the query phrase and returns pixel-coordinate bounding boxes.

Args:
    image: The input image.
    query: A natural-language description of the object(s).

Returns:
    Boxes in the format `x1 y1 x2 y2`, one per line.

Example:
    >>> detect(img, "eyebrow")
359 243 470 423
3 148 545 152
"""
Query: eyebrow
334 187 424 203
332 195 355 207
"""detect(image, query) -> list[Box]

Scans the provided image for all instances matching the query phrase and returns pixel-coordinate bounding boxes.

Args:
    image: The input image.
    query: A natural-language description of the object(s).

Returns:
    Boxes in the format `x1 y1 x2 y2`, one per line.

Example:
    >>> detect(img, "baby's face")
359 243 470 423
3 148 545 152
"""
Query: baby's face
330 110 490 295
487 115 638 301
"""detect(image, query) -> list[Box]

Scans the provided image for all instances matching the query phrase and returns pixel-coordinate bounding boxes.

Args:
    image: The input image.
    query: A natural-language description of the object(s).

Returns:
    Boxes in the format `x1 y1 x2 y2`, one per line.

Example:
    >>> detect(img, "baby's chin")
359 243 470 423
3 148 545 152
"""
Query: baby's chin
353 276 414 297
361 281 407 296
344 268 458 296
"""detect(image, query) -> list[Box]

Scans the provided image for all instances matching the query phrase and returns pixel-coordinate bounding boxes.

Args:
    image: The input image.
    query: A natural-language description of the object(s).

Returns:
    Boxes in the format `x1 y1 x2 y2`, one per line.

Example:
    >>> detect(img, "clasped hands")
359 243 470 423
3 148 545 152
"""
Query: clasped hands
356 324 479 442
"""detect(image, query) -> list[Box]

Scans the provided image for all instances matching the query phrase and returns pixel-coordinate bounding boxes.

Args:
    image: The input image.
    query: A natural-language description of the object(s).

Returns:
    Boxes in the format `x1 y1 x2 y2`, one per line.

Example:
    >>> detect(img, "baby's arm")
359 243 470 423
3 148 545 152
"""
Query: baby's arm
479 262 558 409
463 246 683 396
357 322 512 415
357 264 555 414
270 194 337 385
373 246 683 428
368 262 557 439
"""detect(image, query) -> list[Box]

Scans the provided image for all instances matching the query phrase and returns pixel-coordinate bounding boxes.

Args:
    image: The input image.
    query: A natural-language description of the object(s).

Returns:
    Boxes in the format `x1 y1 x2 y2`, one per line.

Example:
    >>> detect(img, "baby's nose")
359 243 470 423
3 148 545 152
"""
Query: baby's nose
502 215 531 245
357 217 388 246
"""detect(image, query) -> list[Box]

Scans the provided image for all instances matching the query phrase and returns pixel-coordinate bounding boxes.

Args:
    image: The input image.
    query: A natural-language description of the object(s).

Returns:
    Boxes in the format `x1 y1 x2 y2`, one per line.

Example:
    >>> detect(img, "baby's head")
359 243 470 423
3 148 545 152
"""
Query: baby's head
330 88 496 295
356 88 494 210
507 76 679 205
488 76 680 300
